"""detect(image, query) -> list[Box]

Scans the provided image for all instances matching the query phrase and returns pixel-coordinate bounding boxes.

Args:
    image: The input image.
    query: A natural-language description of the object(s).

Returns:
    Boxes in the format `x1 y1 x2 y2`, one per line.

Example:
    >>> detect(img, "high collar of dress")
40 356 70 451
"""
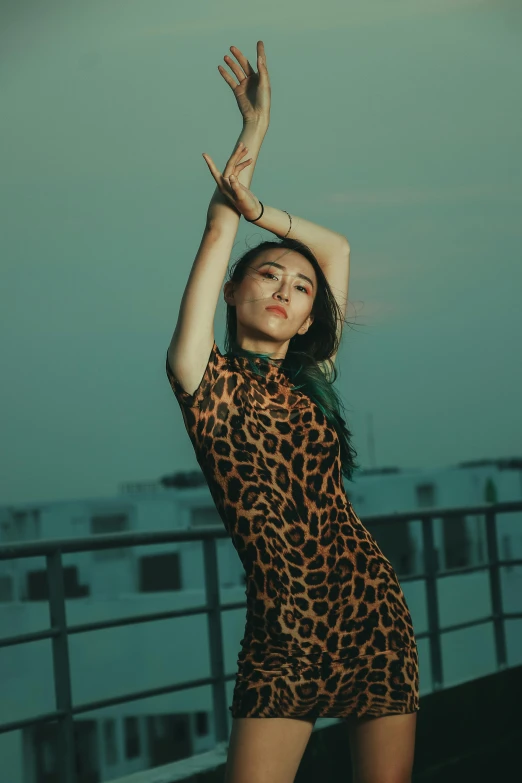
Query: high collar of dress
226 351 287 380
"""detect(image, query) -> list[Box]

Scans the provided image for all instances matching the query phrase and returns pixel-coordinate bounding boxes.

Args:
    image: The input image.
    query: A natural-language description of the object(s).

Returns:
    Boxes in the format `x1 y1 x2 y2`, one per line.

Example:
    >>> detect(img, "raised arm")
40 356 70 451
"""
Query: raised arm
201 43 350 366
168 43 270 395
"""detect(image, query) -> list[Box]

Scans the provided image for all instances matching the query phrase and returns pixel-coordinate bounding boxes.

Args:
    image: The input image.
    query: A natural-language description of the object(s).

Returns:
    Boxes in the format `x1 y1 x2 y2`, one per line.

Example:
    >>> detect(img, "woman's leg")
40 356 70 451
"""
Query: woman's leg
224 716 315 783
347 712 418 783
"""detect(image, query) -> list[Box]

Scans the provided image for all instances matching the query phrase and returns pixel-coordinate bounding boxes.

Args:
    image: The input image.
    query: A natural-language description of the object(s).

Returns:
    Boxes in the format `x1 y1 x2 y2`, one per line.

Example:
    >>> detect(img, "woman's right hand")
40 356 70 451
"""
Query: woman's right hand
202 141 262 222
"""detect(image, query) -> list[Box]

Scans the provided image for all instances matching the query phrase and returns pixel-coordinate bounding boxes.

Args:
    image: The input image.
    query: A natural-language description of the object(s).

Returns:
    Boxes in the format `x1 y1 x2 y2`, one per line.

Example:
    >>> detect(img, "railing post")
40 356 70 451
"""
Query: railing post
485 508 507 669
421 516 444 690
47 550 77 783
203 537 229 744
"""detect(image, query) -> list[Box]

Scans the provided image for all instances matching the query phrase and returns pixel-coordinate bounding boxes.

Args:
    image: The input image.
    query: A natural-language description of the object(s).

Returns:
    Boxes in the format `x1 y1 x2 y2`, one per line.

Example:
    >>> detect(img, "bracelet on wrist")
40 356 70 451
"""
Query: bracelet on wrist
246 201 264 223
245 202 293 240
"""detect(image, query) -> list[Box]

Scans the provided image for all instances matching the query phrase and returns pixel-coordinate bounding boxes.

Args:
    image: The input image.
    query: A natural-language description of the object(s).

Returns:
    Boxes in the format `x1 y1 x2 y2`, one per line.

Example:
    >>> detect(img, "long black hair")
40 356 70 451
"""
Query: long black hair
223 236 360 482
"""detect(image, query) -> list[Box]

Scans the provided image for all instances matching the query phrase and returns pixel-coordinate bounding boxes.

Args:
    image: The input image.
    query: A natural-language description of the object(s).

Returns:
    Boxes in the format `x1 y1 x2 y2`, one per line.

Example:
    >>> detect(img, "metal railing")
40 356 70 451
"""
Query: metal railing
1 500 521 783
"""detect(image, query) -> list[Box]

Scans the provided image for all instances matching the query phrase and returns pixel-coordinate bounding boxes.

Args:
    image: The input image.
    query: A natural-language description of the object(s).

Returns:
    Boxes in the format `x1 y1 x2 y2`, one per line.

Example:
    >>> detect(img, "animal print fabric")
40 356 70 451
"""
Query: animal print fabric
166 340 420 720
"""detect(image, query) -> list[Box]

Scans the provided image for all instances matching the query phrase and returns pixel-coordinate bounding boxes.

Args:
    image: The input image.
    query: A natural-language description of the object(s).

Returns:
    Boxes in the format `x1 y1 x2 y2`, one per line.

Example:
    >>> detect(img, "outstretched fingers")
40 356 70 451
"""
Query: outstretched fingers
217 63 237 90
223 142 250 177
229 45 255 77
218 43 266 88
230 158 252 181
202 142 251 182
223 53 248 84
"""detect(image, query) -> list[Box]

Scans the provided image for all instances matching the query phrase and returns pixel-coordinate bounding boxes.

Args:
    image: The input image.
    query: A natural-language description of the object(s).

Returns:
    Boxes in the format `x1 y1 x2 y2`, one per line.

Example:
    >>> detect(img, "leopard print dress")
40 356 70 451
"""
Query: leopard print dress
166 340 420 721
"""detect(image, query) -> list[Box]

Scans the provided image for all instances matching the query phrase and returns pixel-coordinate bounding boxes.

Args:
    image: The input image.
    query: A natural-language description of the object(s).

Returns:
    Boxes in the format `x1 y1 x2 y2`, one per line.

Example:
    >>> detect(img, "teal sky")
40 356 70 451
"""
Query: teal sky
2 0 521 505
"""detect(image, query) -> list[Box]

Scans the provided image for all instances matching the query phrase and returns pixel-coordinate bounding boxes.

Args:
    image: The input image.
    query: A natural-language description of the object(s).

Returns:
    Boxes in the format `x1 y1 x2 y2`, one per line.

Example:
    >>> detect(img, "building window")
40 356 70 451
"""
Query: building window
139 553 181 592
31 723 58 781
90 513 129 560
0 521 11 541
31 718 99 782
0 575 13 602
443 515 470 570
103 719 118 765
1 510 41 542
146 714 191 766
124 717 140 759
26 566 89 601
416 483 436 508
195 712 208 736
484 477 498 504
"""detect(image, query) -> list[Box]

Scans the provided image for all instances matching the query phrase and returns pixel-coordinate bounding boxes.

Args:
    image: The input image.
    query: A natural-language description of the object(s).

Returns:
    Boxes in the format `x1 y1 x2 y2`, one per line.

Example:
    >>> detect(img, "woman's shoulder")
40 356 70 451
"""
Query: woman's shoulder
166 338 230 408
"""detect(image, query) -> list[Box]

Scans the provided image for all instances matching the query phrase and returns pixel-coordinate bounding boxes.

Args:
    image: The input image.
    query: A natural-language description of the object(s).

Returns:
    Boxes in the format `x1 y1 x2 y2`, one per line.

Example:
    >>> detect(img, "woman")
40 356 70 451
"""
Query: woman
166 41 419 783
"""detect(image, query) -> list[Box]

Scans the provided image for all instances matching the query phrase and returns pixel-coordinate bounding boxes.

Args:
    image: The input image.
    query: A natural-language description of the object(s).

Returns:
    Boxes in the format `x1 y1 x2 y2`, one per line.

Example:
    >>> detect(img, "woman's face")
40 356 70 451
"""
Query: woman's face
225 248 317 356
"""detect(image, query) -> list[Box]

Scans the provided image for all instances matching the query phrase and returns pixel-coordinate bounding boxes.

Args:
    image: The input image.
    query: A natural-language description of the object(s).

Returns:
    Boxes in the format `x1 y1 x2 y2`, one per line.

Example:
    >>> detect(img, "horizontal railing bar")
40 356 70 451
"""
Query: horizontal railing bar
0 671 239 734
1 500 521 560
68 671 237 716
69 604 209 634
0 600 248 649
4 606 522 732
413 611 522 640
399 564 483 581
0 709 67 735
398 558 522 582
218 600 246 612
0 529 229 560
415 615 494 638
0 625 59 649
68 599 245 635
1 500 521 739
3 605 520 653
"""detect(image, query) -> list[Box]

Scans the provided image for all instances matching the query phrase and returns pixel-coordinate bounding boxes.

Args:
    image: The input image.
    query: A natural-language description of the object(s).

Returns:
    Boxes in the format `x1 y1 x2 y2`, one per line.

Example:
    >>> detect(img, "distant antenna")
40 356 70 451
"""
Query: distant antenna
367 412 376 468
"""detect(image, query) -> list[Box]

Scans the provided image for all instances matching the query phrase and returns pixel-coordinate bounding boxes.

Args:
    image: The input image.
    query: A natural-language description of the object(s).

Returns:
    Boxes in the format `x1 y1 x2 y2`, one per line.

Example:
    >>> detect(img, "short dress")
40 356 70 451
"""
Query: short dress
166 340 420 721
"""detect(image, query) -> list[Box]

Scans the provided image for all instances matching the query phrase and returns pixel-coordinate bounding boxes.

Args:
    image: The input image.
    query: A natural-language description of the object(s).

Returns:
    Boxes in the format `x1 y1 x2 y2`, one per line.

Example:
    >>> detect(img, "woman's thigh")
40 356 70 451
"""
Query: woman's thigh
224 716 316 783
347 711 418 783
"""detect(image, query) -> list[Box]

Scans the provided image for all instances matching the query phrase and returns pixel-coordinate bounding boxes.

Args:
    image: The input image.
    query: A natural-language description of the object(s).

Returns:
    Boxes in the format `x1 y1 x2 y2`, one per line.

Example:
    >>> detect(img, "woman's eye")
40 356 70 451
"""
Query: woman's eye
262 272 308 294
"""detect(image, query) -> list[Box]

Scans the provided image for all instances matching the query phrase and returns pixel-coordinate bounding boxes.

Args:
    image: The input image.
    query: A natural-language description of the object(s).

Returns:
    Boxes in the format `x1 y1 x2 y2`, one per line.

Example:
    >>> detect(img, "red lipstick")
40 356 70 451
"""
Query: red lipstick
265 305 287 318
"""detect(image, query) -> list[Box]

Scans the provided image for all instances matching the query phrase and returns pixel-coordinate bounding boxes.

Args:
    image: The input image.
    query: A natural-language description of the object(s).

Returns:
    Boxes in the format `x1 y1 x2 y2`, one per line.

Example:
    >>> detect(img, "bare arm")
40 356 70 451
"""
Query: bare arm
248 202 349 265
206 41 271 232
168 121 268 394
202 128 351 370
205 119 268 233
168 40 271 395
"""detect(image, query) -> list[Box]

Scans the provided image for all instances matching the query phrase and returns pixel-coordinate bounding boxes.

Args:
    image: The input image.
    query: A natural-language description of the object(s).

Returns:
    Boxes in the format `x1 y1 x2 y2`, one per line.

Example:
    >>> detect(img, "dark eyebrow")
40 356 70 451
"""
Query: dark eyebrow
255 260 315 289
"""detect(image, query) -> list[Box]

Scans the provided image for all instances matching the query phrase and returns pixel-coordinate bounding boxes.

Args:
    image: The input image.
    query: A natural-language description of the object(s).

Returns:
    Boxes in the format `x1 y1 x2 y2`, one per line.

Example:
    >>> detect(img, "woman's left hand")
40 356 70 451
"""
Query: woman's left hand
218 40 271 126
203 141 262 222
